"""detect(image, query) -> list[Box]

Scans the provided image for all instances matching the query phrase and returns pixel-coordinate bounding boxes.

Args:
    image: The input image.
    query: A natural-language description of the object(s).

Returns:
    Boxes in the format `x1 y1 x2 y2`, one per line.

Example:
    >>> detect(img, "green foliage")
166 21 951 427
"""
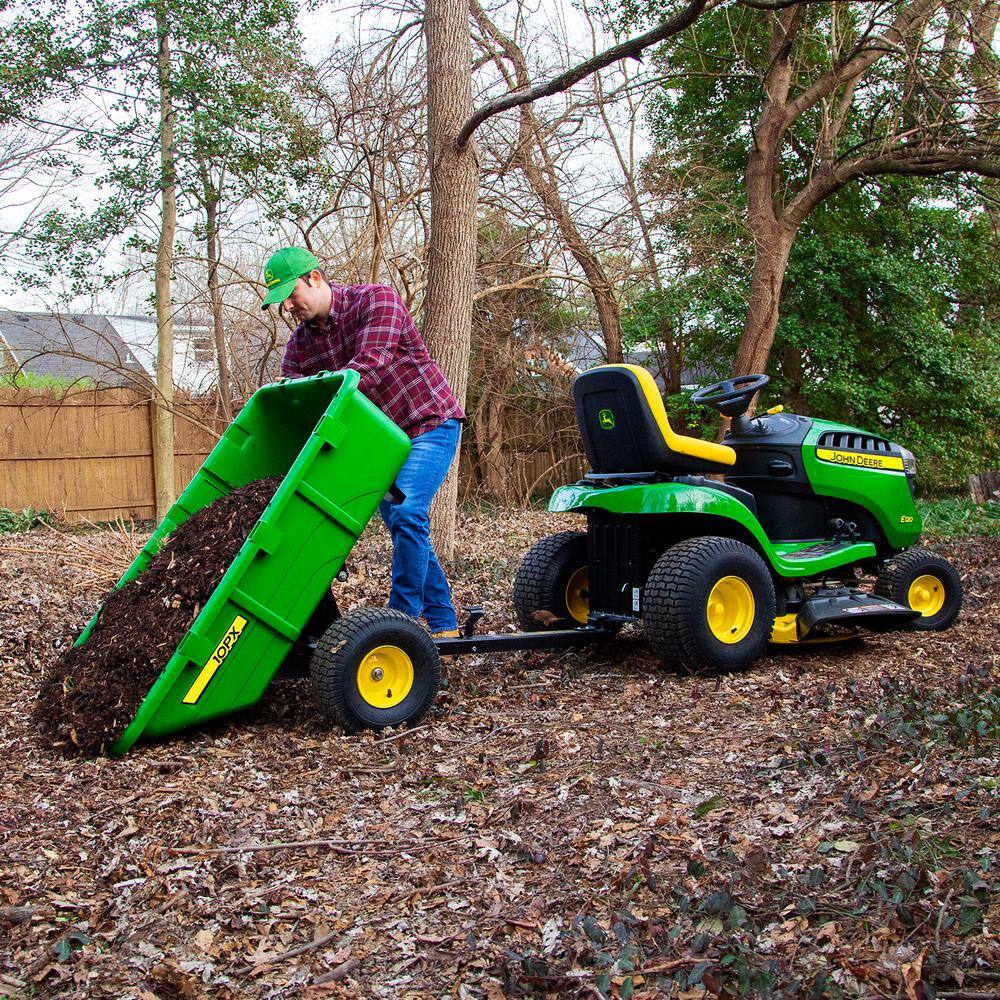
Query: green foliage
851 670 1000 759
1 371 95 393
0 507 55 533
918 498 1000 538
612 1 1000 493
500 908 658 998
773 182 1000 493
1 0 320 295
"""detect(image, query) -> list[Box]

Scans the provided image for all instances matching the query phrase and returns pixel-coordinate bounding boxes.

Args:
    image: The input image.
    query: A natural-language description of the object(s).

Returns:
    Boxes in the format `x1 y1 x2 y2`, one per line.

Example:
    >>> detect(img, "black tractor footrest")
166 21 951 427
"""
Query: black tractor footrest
784 541 855 560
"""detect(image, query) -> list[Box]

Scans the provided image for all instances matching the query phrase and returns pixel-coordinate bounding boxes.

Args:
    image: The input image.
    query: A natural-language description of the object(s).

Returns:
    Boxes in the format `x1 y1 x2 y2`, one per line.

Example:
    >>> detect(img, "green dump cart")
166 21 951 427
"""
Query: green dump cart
80 369 619 757
75 370 417 755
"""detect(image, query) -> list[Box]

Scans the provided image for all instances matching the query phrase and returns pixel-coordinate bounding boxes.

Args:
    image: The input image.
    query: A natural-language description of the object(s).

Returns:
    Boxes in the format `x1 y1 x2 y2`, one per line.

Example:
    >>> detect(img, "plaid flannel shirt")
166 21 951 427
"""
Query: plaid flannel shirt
281 283 464 438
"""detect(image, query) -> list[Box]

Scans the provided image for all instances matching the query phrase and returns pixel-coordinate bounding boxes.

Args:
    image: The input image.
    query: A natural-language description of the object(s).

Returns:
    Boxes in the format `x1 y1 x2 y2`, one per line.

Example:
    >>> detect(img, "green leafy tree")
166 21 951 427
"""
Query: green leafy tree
614 0 999 488
1 0 316 511
619 0 999 379
775 181 1000 491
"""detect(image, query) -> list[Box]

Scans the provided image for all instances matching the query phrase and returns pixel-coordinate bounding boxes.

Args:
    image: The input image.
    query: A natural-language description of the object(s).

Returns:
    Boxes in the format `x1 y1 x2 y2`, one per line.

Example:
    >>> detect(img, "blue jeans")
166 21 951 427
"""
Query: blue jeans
378 419 461 631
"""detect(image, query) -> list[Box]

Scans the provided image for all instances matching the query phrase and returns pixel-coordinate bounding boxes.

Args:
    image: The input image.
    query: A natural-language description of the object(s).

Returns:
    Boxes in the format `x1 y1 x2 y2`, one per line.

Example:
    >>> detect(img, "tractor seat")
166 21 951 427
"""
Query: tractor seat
574 364 737 477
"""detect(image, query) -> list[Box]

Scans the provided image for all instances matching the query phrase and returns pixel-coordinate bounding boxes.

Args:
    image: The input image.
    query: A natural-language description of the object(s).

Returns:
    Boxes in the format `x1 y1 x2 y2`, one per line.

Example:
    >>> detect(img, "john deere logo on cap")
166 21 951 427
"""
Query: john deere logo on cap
265 268 279 288
599 408 615 429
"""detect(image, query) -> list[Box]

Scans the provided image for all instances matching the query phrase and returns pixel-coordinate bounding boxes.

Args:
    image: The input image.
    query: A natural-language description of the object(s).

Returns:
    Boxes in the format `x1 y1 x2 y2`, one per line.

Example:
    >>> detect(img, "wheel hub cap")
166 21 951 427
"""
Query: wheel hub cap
564 567 589 624
706 576 755 644
356 645 414 707
907 574 945 617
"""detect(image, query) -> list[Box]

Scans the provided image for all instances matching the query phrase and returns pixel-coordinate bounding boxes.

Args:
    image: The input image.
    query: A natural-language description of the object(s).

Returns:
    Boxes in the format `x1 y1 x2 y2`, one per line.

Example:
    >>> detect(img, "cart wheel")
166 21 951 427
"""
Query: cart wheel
643 536 776 674
875 549 962 631
310 608 441 732
279 589 340 679
513 530 591 630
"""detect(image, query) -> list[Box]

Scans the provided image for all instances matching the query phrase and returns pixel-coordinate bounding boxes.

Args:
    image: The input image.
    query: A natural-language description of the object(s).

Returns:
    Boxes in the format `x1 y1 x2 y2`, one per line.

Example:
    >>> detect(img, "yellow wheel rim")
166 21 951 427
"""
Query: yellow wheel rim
565 566 589 624
707 576 755 644
908 574 945 618
356 645 414 708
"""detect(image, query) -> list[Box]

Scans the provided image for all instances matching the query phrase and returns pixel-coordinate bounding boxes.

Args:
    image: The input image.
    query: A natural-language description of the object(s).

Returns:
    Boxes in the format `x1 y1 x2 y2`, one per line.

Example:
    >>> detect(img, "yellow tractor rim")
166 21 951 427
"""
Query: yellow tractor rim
356 645 414 708
707 576 755 644
564 566 589 624
907 574 946 618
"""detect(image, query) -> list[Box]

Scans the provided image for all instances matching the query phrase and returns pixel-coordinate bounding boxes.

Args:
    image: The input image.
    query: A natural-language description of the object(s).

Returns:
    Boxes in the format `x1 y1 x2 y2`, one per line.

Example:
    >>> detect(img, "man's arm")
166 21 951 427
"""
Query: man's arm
280 335 304 379
347 287 406 397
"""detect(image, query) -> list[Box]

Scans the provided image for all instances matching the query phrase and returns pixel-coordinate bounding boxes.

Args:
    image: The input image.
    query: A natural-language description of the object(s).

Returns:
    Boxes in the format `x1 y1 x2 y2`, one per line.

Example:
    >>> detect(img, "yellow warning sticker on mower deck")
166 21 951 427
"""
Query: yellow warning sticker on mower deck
816 448 904 472
182 615 248 704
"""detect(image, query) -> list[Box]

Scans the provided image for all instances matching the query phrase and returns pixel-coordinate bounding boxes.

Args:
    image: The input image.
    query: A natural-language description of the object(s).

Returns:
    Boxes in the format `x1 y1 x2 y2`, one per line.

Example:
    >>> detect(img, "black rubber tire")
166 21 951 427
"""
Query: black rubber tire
310 608 441 732
513 530 590 630
643 536 776 674
874 549 963 631
278 590 340 679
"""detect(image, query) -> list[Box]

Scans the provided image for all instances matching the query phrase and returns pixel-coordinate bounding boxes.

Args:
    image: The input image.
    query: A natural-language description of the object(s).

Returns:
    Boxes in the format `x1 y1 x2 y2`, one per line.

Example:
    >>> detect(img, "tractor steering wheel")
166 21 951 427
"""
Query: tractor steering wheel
690 374 770 418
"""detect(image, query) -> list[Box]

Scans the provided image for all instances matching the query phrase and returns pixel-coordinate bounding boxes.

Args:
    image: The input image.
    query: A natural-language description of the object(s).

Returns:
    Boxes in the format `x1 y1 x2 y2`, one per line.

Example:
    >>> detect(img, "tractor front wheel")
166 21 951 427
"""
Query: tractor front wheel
875 549 962 631
513 530 591 630
310 608 441 732
643 536 776 674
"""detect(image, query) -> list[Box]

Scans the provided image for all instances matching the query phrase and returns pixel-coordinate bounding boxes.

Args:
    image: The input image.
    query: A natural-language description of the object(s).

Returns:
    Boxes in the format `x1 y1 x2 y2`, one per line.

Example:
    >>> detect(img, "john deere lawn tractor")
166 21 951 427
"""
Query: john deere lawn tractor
511 364 963 673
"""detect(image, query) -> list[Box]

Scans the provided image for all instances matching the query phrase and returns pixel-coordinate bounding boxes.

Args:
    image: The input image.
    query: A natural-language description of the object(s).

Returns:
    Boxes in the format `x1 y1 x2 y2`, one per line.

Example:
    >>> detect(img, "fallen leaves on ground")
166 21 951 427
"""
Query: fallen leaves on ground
0 509 996 998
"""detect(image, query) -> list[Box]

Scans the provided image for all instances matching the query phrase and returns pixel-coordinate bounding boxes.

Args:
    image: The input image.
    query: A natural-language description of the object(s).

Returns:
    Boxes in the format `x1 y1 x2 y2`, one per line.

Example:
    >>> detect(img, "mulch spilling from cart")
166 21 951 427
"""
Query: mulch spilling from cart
32 477 281 755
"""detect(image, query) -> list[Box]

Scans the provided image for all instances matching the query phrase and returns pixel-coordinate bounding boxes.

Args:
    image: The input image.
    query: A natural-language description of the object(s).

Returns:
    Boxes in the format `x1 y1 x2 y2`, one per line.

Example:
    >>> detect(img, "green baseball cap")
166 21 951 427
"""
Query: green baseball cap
261 246 322 309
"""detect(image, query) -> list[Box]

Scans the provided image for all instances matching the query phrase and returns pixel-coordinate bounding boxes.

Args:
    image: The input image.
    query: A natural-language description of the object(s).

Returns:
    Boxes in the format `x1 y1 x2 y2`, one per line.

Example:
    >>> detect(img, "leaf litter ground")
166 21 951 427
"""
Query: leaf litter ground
0 508 996 998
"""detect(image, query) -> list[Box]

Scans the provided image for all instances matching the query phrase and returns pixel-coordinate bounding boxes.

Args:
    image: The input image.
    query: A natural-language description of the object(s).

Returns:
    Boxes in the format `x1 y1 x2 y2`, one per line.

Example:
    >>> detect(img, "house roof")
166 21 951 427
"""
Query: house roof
562 328 720 390
0 311 150 388
109 314 218 394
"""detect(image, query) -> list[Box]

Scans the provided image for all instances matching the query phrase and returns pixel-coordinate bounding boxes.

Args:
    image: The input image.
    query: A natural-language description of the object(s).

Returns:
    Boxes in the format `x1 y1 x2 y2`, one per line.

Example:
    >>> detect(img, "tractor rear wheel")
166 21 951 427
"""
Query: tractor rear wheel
643 536 776 674
310 608 441 732
875 549 962 631
513 531 591 630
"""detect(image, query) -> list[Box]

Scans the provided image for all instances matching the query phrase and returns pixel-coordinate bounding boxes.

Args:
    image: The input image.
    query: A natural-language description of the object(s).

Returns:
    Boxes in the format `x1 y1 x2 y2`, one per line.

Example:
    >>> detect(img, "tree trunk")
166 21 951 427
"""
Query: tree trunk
422 0 479 562
660 325 688 434
204 185 233 422
731 8 800 381
733 226 794 376
470 340 513 501
968 470 1000 504
734 92 795 379
153 6 176 521
481 390 511 500
781 341 807 414
519 140 623 362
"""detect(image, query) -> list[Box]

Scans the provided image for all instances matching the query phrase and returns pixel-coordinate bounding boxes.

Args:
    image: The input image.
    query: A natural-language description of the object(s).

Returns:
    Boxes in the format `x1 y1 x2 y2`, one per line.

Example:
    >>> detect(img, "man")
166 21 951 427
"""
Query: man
261 245 464 638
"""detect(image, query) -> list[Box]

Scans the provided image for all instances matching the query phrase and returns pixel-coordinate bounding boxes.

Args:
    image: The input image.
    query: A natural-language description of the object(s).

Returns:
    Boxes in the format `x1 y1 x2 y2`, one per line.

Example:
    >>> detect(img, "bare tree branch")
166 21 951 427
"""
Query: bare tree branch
455 0 709 150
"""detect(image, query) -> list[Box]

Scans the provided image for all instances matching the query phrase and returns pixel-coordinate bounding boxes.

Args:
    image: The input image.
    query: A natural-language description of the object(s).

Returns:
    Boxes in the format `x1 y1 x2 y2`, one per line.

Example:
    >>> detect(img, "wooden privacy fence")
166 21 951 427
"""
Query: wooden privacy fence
0 388 226 522
1 387 587 522
459 401 587 503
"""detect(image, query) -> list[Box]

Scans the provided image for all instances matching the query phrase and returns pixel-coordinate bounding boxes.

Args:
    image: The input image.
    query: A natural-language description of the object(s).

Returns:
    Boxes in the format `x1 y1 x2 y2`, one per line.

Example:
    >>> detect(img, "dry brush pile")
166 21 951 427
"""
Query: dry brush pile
0 509 997 998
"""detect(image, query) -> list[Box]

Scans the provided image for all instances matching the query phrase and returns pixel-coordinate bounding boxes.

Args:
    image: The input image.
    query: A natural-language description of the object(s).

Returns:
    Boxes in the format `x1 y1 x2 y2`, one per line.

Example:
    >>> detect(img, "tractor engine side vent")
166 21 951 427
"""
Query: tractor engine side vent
818 431 892 453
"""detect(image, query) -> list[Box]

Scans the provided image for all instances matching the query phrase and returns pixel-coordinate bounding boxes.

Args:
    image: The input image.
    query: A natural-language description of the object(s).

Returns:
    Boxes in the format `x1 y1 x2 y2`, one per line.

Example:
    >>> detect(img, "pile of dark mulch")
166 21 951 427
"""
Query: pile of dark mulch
33 478 281 755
